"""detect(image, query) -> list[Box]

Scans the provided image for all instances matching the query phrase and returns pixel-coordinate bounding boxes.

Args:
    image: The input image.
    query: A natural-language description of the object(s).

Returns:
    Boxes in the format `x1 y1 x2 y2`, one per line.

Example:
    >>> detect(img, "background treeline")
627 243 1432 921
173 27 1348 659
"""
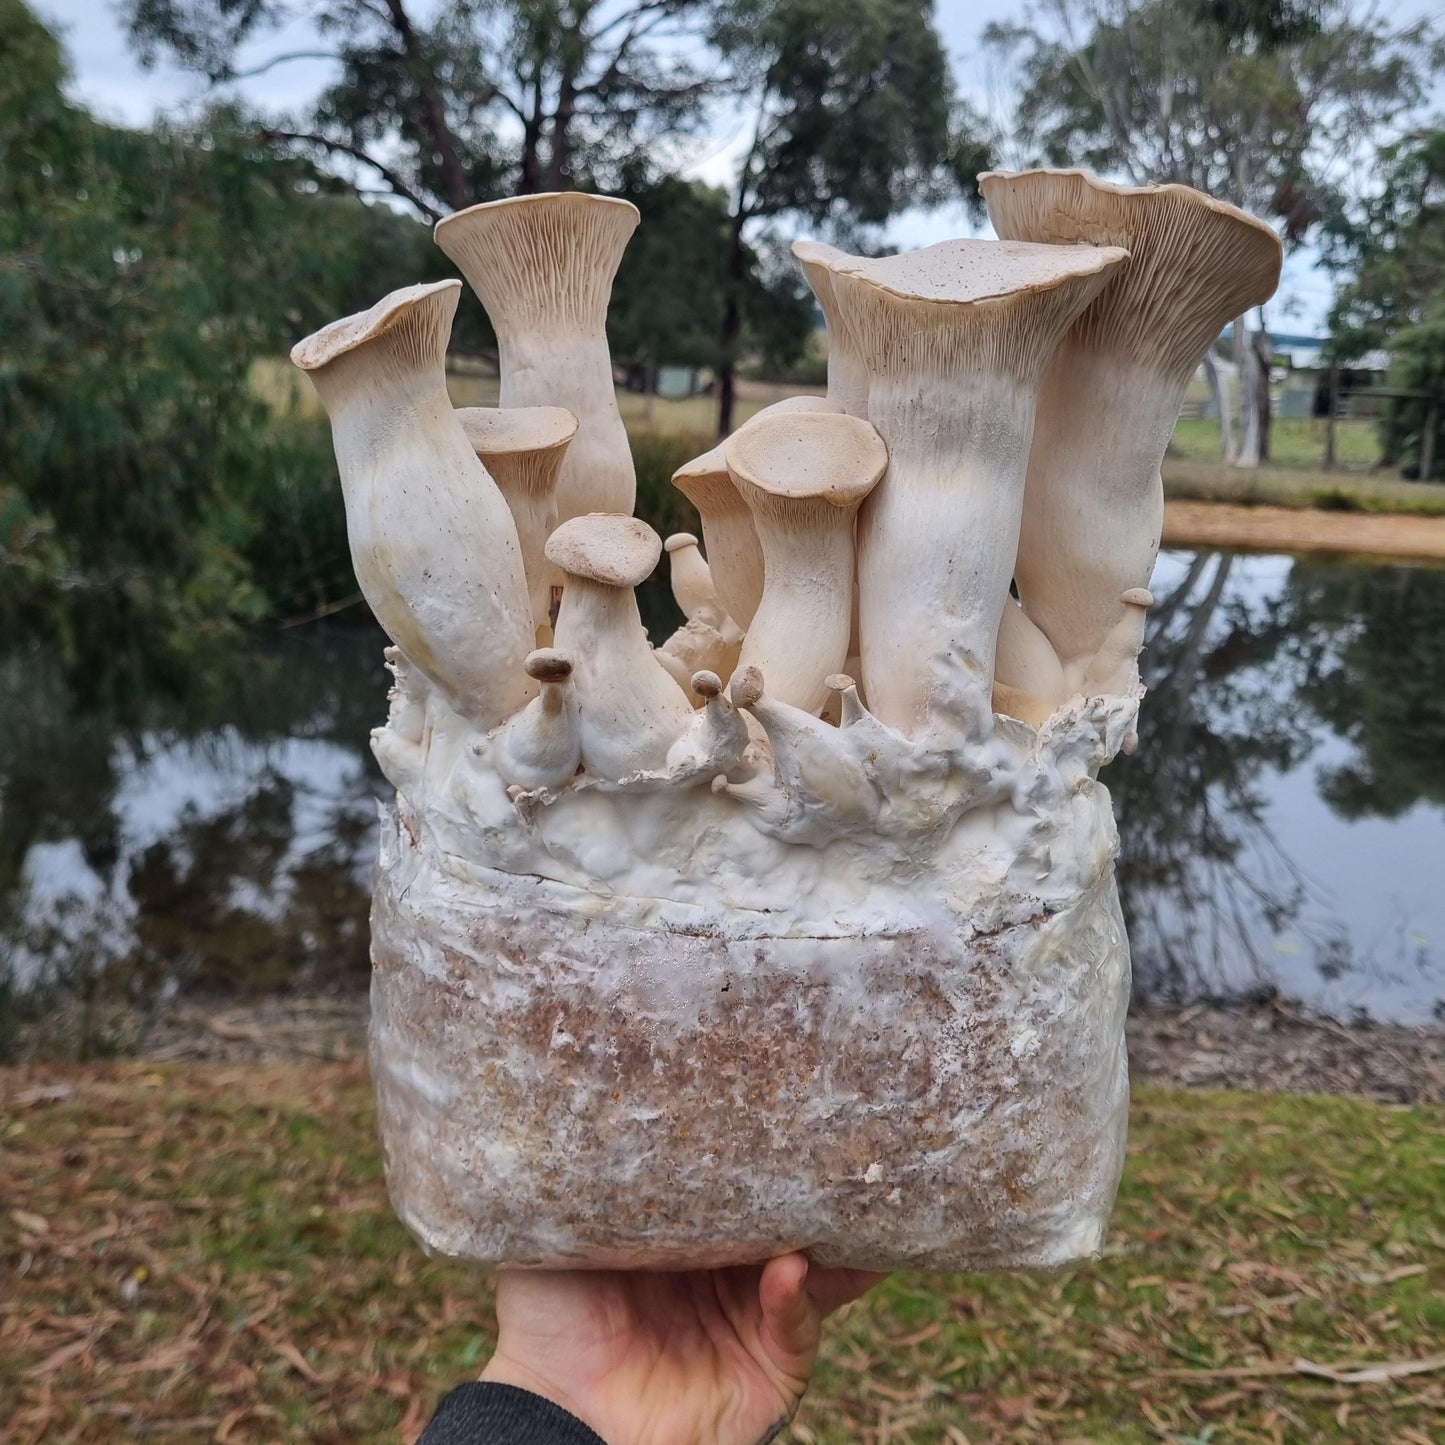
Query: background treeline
2 0 972 662
4 0 1444 674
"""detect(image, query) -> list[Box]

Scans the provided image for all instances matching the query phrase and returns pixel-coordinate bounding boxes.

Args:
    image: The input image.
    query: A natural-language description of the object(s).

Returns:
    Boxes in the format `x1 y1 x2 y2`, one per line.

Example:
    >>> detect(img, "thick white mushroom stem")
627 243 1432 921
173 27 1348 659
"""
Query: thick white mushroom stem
1082 588 1153 696
981 168 1282 682
726 411 888 717
665 670 751 781
671 396 840 628
832 239 1128 742
493 649 582 792
434 193 639 521
664 533 742 641
545 514 693 778
993 598 1067 725
290 280 534 730
457 406 578 645
792 239 869 416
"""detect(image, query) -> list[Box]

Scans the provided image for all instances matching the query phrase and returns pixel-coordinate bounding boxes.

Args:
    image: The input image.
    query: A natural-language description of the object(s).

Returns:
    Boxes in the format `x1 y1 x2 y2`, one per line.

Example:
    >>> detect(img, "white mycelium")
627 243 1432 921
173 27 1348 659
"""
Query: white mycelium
294 177 1279 1271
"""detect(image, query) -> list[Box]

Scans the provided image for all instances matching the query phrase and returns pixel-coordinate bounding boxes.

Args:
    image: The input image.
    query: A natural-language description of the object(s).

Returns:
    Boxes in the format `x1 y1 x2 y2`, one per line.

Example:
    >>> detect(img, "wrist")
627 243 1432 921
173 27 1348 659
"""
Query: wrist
479 1351 614 1443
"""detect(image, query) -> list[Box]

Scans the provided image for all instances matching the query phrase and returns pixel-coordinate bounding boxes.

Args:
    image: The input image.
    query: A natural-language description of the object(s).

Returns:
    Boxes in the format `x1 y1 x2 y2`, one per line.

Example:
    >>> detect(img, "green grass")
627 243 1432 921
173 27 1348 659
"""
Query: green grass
4 1064 1441 1443
1169 417 1383 472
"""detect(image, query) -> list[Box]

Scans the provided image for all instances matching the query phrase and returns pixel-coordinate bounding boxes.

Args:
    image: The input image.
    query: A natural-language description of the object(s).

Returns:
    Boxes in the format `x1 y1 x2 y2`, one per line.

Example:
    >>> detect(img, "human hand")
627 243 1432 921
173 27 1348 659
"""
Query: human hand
478 1253 884 1445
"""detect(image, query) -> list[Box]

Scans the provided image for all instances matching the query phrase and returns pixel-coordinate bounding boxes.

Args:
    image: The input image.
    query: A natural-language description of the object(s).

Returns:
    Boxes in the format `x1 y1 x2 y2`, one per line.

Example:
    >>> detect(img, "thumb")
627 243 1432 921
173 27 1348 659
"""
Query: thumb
757 1252 820 1379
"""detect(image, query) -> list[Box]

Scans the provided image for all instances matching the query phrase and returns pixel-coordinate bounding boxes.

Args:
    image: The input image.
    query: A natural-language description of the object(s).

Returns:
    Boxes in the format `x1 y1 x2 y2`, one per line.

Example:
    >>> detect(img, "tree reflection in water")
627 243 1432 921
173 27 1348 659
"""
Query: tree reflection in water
0 624 390 1057
1115 551 1445 1017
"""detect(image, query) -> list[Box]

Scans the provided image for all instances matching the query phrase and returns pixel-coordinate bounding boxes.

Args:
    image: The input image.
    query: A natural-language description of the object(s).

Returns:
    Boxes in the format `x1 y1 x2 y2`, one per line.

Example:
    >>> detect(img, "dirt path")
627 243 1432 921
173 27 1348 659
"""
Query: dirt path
1163 500 1445 560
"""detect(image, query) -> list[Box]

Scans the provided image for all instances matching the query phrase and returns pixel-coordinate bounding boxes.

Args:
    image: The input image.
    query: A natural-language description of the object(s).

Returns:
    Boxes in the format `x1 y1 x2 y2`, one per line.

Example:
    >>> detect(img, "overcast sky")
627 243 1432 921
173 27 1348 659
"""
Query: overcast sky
32 0 1440 336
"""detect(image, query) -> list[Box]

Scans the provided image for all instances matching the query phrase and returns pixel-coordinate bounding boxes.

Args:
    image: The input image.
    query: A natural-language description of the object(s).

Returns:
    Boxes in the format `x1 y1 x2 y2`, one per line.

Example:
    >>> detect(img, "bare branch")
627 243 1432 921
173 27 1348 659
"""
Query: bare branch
260 127 442 220
216 50 340 84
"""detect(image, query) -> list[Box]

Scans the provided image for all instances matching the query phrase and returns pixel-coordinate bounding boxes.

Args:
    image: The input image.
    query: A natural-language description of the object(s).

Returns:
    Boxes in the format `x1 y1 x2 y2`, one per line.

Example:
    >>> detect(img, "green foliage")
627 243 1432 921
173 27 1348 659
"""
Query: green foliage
629 427 706 542
1378 299 1445 481
0 0 440 657
714 0 984 227
1326 128 1445 363
627 424 709 636
609 173 737 370
125 0 717 213
986 0 1437 239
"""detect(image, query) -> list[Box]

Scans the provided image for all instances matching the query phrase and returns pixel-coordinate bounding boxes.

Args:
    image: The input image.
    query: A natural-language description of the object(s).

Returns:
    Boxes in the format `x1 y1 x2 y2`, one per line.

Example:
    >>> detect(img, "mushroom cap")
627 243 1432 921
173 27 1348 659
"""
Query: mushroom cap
290 280 460 372
672 442 730 495
725 412 888 509
664 532 700 553
691 670 723 699
1121 587 1154 607
839 236 1128 309
434 193 640 330
672 398 841 504
825 238 1128 382
456 406 578 459
730 665 765 710
525 648 573 683
979 168 1282 380
435 190 640 246
792 238 856 272
824 673 857 693
545 513 661 588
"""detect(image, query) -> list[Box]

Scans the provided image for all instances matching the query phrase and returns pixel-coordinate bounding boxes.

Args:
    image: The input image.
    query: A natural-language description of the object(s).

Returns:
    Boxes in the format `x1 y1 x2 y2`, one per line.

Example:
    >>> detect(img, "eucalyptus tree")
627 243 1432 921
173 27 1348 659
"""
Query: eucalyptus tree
124 0 719 217
707 0 990 434
983 0 1442 466
1325 127 1445 362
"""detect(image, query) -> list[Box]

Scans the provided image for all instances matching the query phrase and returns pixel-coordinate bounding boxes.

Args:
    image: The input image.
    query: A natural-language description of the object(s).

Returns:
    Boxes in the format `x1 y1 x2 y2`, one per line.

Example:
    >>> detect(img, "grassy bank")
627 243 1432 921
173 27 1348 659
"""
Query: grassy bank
3 1064 1441 1443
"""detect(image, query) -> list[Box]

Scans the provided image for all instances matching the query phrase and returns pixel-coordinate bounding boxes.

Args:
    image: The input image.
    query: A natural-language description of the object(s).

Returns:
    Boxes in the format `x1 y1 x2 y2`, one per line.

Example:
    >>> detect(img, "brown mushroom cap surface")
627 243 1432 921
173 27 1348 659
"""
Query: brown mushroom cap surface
664 532 700 553
524 648 574 683
545 513 662 589
290 280 460 372
457 406 578 459
726 412 888 507
979 168 1282 383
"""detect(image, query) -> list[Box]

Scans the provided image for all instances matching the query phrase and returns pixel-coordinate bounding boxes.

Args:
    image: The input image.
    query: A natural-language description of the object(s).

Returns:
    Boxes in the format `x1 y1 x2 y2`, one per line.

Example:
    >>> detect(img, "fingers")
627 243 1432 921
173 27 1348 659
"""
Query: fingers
757 1252 817 1363
804 1266 889 1318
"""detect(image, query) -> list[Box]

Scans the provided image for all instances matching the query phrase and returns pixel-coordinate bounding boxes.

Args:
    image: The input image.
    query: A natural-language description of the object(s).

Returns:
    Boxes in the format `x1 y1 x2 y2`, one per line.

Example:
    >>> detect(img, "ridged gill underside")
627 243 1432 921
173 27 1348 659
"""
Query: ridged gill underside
289 280 458 380
981 169 1283 385
435 194 639 336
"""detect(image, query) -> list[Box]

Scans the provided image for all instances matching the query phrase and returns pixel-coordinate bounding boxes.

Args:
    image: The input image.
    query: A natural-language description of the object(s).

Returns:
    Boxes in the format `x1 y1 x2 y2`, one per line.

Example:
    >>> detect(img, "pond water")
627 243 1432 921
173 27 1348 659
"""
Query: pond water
2 550 1442 1044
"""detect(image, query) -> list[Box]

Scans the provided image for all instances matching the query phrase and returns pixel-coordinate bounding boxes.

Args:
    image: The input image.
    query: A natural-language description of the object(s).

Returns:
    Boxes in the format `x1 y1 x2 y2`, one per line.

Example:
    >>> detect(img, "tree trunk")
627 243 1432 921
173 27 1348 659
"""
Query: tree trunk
383 0 471 212
1234 320 1269 469
716 213 747 439
1200 352 1233 462
519 71 544 193
1253 326 1273 464
549 70 578 190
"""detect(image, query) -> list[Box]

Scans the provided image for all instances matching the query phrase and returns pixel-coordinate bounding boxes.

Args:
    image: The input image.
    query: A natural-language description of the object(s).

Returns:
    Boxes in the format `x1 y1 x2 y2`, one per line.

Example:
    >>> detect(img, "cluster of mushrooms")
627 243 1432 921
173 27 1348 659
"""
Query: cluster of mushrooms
293 173 1281 837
